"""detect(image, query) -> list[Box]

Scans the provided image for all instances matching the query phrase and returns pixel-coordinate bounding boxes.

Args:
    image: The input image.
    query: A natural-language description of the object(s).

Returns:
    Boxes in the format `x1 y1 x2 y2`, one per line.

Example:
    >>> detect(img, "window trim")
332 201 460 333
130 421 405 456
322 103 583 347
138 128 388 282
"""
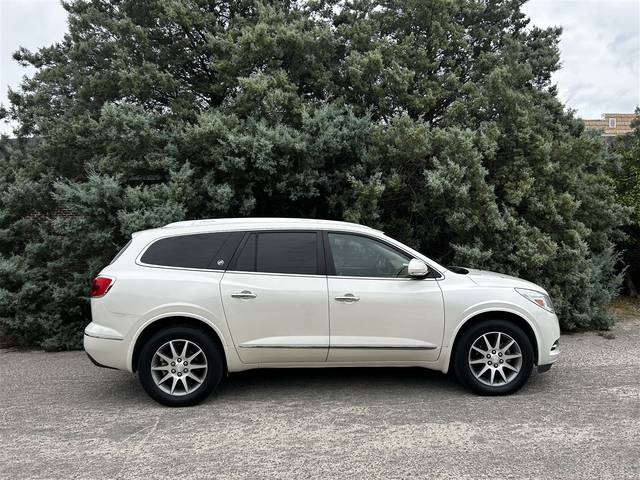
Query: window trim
322 230 443 280
110 239 132 265
134 228 443 279
226 230 326 276
136 231 244 272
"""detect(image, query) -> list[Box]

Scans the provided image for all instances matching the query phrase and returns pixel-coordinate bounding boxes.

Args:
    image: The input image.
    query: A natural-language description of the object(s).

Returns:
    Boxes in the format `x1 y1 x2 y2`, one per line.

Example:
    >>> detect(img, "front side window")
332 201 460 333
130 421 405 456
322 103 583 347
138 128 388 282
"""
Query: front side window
328 233 412 278
140 233 232 269
233 232 318 275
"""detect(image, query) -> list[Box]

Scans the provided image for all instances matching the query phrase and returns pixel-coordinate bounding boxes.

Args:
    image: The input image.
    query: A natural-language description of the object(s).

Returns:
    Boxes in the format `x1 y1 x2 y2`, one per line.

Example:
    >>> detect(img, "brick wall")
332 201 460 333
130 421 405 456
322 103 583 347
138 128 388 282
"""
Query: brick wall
584 113 636 137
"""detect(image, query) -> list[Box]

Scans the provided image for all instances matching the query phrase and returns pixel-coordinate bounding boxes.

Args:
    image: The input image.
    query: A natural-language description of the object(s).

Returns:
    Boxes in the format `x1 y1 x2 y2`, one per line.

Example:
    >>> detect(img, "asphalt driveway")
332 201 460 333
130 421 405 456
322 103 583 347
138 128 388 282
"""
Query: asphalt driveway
1 311 639 479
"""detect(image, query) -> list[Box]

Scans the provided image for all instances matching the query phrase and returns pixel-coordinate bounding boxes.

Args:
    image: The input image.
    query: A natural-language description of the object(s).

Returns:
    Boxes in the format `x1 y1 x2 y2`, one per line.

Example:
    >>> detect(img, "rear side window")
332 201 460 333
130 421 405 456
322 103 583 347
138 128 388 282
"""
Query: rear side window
233 232 319 275
140 232 240 269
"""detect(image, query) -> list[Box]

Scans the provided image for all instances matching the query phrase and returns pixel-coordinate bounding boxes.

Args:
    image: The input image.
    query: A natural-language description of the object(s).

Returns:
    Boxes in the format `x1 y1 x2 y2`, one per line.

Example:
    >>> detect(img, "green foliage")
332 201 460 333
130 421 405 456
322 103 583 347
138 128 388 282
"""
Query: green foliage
613 109 640 225
612 109 640 296
0 0 629 347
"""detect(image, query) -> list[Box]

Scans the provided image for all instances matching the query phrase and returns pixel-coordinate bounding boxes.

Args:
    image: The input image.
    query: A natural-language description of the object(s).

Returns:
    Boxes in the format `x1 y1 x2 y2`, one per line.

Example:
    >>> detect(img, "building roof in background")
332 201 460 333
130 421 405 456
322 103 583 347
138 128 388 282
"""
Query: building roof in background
584 113 637 137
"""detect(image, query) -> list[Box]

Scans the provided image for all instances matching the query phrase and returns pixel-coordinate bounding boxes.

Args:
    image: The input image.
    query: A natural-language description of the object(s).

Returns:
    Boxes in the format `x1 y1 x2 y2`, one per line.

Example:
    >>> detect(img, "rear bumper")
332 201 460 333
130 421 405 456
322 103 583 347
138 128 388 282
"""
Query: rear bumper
84 324 129 371
86 352 118 370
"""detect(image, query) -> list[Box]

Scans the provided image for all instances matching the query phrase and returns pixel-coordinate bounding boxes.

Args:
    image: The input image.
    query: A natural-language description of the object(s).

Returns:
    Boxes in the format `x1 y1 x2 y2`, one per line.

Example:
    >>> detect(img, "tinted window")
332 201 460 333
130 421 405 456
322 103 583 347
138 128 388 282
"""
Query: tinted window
235 234 256 272
328 233 412 278
233 232 318 275
141 233 231 269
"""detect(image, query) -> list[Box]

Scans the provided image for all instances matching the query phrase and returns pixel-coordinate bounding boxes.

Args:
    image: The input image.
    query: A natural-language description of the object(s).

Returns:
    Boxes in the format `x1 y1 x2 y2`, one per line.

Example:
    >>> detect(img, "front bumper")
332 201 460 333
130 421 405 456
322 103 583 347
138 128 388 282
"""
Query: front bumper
533 307 561 366
538 363 553 373
537 337 560 373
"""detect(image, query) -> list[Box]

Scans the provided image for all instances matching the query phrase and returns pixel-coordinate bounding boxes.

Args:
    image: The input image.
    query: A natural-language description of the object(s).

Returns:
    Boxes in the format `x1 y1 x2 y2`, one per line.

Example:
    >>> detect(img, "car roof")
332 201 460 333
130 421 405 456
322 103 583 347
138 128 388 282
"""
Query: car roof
134 218 381 237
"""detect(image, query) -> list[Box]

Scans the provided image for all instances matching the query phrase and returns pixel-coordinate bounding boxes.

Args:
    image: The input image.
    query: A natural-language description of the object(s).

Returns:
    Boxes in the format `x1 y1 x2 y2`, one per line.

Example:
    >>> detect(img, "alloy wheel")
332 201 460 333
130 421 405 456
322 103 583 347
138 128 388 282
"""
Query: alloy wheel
150 339 208 396
467 331 522 387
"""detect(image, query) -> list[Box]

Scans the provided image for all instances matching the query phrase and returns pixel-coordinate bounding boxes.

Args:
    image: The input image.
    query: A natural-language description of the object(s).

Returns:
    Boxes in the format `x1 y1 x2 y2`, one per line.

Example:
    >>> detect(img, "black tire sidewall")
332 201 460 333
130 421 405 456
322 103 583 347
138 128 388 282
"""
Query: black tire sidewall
454 319 534 395
138 326 223 407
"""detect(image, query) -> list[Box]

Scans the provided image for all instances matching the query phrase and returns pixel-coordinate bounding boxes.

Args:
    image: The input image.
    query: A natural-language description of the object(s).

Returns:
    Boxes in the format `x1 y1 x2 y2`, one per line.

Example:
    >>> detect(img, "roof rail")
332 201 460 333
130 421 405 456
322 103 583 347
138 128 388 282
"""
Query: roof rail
162 217 376 230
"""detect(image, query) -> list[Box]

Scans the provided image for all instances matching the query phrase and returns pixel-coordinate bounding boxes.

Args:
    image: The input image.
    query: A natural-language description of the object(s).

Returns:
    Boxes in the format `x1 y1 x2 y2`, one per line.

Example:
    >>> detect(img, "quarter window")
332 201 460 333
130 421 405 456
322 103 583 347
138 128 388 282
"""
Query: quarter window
233 232 318 275
140 233 232 269
328 233 412 278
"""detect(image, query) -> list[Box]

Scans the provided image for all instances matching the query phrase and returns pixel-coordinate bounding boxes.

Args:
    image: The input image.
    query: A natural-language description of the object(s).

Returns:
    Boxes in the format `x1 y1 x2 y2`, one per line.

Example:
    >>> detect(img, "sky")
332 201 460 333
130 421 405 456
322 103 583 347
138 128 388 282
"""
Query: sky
1 0 639 136
522 0 640 117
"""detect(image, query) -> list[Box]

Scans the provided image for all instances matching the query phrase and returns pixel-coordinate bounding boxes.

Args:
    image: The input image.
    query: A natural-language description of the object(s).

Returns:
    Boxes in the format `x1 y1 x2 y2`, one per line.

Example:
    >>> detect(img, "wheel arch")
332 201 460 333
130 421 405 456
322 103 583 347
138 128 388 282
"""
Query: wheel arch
130 315 228 373
445 310 539 373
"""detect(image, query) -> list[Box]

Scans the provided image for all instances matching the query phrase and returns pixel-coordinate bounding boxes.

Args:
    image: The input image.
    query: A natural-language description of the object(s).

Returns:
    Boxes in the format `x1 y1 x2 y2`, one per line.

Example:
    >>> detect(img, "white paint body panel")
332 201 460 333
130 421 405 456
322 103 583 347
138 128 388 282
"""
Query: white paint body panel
327 277 443 362
84 218 561 375
220 272 329 363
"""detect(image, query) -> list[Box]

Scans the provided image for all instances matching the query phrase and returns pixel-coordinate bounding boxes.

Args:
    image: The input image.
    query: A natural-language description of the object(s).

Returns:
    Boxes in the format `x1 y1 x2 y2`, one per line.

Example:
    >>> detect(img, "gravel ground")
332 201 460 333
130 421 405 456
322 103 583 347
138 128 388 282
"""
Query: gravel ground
1 308 639 479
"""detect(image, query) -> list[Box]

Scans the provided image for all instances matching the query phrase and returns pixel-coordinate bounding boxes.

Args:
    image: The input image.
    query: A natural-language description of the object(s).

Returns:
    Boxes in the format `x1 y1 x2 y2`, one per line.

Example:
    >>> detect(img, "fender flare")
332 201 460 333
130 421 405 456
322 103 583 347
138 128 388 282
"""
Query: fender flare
441 306 541 374
126 311 230 372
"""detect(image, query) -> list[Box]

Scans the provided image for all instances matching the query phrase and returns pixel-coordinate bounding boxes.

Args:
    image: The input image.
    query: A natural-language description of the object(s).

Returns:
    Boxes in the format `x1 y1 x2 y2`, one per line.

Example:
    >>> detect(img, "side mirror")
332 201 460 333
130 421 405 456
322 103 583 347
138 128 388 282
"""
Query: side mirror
408 259 429 277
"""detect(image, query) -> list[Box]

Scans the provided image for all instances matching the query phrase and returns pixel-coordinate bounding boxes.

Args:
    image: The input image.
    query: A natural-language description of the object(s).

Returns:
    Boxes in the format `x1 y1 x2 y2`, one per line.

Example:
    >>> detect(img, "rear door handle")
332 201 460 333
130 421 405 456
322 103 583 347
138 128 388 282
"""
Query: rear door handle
335 293 360 303
231 290 257 299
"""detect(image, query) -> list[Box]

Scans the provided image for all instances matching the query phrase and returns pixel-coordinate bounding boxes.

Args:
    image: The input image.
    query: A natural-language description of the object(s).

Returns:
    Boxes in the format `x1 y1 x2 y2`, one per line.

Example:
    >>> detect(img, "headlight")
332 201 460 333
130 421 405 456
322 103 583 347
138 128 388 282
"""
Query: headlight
516 288 554 313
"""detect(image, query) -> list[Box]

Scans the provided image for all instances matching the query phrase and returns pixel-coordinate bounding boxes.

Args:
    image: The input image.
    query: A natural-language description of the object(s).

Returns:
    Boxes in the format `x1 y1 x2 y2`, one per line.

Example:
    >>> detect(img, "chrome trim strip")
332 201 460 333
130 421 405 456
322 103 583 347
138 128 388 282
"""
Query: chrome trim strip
136 261 226 273
238 344 437 350
83 332 123 341
239 344 328 349
223 270 325 278
223 270 441 280
329 275 441 281
332 345 438 350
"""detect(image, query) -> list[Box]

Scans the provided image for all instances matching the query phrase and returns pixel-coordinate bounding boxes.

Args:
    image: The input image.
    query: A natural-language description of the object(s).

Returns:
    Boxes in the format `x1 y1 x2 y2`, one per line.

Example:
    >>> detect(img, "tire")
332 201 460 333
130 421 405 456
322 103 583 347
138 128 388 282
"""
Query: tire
453 319 534 395
138 325 224 407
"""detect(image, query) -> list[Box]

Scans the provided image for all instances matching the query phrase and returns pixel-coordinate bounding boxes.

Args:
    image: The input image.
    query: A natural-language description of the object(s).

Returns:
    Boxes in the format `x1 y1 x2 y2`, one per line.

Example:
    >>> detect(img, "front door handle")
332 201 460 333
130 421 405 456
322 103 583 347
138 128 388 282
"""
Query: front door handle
335 293 360 303
231 290 257 299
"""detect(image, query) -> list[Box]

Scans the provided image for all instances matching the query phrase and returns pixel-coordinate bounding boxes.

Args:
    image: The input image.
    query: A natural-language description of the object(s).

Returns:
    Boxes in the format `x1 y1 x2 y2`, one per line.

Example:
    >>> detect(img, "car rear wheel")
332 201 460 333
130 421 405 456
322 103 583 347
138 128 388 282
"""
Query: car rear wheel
138 326 223 407
453 319 534 395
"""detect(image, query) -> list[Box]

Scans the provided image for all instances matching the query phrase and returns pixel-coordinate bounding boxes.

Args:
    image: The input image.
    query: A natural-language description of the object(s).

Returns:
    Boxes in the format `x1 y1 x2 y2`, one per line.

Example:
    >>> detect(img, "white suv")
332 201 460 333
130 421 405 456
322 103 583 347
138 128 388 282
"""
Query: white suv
84 218 560 406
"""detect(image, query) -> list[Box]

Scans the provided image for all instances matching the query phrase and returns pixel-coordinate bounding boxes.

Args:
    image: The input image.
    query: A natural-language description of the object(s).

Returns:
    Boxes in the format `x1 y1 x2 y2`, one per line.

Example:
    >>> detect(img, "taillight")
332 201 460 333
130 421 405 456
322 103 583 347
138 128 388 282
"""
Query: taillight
91 277 114 297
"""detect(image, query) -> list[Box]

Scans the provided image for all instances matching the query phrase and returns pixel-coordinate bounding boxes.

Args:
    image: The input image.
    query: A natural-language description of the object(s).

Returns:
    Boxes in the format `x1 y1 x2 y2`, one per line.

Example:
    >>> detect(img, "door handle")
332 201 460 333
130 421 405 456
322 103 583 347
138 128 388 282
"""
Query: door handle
335 293 360 303
231 290 257 299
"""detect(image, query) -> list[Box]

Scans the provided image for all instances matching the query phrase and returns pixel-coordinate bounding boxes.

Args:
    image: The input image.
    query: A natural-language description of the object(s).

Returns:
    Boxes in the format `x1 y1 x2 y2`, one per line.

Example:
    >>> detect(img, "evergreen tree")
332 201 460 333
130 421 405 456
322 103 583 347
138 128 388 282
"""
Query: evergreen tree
612 109 640 297
0 0 629 348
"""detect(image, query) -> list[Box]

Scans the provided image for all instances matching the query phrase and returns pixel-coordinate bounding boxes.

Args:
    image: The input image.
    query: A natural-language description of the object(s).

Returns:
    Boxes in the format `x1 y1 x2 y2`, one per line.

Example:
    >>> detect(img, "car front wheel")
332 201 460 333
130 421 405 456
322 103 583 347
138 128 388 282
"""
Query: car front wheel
453 319 534 395
138 326 223 407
